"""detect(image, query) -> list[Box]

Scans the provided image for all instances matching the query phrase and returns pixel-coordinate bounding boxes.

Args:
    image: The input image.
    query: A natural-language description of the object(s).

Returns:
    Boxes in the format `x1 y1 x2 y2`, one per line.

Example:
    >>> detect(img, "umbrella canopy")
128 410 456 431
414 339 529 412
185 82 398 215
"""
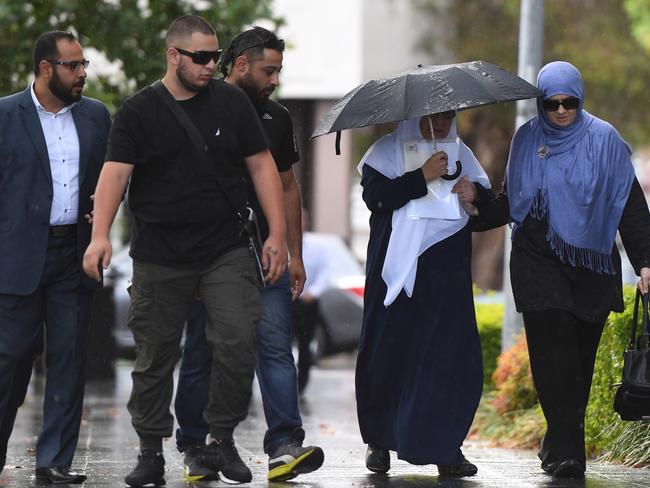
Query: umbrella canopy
311 60 539 141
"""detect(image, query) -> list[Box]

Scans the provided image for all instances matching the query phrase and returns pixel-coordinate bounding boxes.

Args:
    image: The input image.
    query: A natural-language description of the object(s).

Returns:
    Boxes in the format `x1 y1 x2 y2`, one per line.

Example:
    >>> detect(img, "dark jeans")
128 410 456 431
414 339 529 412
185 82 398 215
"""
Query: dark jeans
175 272 304 455
293 298 319 393
127 247 260 441
0 233 92 468
523 309 605 466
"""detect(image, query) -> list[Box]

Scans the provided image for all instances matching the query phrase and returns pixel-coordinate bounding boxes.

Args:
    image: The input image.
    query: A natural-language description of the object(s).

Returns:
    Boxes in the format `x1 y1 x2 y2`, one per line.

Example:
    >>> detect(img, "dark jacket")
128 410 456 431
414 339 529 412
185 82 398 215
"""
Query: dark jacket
0 87 111 294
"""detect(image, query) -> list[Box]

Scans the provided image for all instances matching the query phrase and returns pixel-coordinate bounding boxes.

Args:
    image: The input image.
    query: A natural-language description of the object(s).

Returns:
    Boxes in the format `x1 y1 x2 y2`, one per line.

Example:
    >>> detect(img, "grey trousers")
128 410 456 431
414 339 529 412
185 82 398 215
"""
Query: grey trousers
126 247 261 440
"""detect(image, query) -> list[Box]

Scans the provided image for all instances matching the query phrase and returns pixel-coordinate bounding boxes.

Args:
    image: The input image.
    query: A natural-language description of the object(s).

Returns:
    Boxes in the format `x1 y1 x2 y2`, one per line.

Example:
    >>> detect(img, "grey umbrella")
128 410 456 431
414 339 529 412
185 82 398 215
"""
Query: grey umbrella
311 60 539 155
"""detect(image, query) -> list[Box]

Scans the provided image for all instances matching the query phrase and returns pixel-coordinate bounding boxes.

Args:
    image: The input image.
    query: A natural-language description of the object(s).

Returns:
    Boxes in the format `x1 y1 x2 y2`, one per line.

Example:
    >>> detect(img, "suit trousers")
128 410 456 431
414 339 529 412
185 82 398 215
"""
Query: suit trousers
0 233 92 468
523 309 605 466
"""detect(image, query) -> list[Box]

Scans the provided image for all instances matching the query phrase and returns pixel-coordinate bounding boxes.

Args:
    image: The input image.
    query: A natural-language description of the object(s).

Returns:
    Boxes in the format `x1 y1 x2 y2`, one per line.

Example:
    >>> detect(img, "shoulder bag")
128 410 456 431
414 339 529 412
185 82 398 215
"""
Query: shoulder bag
614 289 650 420
151 81 266 285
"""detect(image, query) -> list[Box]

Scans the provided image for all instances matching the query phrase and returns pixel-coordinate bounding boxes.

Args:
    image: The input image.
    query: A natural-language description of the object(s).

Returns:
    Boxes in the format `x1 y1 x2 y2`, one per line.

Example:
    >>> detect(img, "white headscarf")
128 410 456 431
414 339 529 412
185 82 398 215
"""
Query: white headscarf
358 117 490 306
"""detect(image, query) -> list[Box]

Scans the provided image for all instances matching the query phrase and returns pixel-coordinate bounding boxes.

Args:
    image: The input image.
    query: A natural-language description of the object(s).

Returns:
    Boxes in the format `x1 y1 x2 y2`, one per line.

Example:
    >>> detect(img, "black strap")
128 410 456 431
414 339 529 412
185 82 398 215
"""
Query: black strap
335 130 341 155
629 289 650 350
151 81 242 215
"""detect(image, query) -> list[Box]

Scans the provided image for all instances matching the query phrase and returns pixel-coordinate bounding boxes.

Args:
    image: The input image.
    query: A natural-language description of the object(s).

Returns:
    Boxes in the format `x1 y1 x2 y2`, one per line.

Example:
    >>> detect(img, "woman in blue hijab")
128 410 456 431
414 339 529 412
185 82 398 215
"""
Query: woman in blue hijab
463 61 650 478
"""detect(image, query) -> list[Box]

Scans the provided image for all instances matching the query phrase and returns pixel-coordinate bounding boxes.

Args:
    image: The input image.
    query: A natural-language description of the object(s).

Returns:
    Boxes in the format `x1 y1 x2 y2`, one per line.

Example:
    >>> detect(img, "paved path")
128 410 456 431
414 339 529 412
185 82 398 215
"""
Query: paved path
1 358 649 487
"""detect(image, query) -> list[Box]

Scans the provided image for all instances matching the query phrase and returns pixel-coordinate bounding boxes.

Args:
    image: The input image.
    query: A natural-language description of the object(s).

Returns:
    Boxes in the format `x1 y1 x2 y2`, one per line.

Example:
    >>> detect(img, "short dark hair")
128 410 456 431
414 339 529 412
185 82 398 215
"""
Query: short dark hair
33 31 77 77
219 26 284 77
165 15 216 48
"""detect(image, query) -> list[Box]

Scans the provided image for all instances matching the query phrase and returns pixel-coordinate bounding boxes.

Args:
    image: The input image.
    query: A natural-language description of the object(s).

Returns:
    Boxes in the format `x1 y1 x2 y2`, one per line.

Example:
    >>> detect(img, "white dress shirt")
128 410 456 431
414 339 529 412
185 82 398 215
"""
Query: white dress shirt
30 83 80 225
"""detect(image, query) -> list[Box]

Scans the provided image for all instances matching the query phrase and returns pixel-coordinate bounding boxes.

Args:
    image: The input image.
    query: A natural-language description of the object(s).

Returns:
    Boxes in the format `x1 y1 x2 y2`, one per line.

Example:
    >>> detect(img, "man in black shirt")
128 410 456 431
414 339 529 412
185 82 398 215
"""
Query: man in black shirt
83 15 287 487
173 27 324 483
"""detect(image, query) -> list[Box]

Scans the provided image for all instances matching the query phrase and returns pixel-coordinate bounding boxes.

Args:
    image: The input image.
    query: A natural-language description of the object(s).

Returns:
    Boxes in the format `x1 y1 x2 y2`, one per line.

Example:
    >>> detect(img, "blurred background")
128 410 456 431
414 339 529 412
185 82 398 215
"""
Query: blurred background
5 0 650 468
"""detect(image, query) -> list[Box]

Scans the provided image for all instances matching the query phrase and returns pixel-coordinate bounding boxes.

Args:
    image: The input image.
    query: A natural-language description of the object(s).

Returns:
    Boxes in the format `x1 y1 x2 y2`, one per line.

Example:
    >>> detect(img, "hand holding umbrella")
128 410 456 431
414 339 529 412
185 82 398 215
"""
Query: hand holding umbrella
421 151 450 181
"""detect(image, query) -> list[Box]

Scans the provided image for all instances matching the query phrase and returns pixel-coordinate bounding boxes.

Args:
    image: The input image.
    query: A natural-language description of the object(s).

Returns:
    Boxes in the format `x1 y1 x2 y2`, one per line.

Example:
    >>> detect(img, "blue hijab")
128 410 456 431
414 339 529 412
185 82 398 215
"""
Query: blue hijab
507 61 634 274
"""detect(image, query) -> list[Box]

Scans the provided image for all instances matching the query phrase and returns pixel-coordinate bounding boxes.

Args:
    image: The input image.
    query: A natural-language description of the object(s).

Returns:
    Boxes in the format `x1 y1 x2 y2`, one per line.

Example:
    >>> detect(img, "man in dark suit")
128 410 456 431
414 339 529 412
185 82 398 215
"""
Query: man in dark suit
0 31 111 484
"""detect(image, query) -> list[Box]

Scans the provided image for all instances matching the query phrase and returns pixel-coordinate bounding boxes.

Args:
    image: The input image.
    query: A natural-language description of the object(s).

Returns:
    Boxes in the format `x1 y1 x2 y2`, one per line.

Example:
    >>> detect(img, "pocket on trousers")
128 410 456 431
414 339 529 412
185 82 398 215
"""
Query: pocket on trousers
127 282 153 337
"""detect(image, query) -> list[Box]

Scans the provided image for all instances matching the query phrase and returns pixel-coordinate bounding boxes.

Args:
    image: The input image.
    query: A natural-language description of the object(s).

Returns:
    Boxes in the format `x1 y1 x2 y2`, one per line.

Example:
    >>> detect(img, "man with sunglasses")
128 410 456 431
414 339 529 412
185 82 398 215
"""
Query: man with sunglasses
173 26 324 483
0 31 110 484
83 15 287 487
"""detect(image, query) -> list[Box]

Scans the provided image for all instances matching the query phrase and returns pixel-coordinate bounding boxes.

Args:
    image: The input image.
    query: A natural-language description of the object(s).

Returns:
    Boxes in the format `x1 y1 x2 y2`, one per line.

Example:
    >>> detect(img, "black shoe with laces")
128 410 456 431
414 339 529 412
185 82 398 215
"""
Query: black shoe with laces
183 444 218 482
125 450 165 487
203 438 252 484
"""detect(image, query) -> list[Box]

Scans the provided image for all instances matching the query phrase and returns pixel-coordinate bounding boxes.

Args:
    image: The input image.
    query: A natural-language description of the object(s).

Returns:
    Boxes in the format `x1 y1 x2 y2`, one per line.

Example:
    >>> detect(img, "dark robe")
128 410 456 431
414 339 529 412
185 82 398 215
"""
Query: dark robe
355 165 483 465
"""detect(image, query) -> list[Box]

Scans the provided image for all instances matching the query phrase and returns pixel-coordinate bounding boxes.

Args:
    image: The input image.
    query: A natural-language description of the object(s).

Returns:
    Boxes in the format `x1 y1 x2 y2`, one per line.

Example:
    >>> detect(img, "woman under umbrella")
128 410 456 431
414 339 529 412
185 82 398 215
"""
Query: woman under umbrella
462 61 650 478
356 111 489 477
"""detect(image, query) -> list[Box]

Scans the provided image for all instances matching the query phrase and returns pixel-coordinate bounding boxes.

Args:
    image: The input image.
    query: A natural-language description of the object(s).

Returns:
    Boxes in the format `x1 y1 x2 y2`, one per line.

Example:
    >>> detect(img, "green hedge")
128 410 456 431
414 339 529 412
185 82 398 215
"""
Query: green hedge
586 287 650 464
475 301 503 390
472 287 650 465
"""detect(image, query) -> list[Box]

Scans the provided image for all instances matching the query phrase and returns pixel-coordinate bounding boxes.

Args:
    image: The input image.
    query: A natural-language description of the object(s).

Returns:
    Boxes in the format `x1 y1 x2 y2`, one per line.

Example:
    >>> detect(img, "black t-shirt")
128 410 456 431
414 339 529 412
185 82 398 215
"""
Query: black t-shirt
246 98 300 239
106 79 268 267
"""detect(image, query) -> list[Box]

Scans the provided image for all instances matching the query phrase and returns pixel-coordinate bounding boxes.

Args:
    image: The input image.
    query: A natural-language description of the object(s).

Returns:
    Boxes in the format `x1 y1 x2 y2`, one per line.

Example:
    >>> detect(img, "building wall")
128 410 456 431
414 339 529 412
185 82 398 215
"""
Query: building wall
272 0 451 242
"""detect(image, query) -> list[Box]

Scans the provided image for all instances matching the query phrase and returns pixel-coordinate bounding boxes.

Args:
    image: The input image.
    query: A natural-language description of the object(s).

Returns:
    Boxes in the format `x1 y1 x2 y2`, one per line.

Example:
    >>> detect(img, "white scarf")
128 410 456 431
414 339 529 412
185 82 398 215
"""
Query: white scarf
358 117 490 306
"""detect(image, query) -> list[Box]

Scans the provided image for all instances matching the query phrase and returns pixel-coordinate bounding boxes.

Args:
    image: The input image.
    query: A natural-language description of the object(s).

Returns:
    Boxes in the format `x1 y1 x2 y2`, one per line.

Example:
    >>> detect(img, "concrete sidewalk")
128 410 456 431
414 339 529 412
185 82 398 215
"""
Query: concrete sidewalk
1 359 649 487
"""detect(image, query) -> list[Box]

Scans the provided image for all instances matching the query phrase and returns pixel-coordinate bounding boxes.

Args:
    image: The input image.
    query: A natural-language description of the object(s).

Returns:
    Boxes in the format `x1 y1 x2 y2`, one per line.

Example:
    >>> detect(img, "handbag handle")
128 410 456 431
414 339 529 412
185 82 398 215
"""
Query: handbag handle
629 289 650 350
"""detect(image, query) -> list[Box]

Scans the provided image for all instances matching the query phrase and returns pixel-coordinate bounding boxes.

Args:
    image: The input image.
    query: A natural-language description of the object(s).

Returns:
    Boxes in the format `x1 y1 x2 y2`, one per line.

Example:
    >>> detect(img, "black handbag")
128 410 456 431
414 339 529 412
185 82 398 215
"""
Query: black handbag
613 289 650 420
151 81 266 285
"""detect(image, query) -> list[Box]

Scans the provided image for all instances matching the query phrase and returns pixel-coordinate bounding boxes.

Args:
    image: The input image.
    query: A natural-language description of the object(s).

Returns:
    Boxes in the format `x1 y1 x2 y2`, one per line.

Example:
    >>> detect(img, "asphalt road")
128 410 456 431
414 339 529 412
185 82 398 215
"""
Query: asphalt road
2 354 649 487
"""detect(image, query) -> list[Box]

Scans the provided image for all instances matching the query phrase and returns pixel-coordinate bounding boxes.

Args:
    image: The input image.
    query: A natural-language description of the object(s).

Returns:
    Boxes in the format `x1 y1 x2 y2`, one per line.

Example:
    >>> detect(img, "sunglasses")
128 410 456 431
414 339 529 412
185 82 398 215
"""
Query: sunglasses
47 59 90 71
174 47 223 65
541 97 580 112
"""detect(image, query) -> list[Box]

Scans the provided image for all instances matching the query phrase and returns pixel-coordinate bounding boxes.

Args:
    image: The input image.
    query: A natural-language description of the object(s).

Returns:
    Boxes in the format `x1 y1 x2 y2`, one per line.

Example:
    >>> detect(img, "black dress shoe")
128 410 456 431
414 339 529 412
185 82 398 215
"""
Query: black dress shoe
437 455 478 477
365 445 390 474
35 466 87 484
553 459 585 479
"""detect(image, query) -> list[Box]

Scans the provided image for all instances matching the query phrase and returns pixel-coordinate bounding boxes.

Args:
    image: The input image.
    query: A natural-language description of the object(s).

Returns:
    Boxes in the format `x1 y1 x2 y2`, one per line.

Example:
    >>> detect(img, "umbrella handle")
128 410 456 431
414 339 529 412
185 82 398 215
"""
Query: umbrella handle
440 160 462 181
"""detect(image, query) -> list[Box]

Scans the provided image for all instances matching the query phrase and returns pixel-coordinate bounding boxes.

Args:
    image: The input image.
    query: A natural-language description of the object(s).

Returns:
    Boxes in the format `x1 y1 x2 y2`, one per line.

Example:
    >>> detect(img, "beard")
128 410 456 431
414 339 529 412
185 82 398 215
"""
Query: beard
238 73 270 108
176 63 207 93
49 70 83 105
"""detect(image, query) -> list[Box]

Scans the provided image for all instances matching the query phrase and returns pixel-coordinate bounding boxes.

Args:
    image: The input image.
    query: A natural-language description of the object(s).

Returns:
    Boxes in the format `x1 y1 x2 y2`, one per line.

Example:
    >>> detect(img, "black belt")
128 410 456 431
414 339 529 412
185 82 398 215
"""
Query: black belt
48 224 77 237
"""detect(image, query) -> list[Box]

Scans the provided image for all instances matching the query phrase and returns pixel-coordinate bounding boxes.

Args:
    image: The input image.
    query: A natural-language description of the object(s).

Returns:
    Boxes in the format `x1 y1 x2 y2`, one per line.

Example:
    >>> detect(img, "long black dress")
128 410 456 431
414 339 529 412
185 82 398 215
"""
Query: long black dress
355 165 483 466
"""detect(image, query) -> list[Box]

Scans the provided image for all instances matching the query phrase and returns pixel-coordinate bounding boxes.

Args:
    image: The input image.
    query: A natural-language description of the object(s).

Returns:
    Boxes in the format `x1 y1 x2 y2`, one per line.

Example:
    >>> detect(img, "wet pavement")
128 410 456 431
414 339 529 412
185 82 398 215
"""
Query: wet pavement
2 355 650 487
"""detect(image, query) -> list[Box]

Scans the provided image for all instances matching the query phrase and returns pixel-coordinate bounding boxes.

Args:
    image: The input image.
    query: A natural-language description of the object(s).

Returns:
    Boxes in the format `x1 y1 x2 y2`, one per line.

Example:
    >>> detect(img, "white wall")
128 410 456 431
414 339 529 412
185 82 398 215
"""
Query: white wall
273 0 364 99
271 0 451 242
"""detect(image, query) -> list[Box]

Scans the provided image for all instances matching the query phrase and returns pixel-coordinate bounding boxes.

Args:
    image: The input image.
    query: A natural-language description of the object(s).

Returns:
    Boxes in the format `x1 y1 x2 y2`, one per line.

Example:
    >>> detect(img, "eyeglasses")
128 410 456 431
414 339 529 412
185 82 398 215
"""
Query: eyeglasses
541 97 580 112
174 47 223 65
233 36 285 59
46 59 90 71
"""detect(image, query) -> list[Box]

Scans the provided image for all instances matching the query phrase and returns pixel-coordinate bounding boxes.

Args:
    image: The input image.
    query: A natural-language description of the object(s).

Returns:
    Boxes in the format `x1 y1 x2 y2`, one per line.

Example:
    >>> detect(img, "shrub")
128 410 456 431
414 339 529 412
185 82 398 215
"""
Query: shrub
491 331 538 414
475 301 503 390
472 394 545 449
472 286 650 464
471 332 544 447
586 286 650 465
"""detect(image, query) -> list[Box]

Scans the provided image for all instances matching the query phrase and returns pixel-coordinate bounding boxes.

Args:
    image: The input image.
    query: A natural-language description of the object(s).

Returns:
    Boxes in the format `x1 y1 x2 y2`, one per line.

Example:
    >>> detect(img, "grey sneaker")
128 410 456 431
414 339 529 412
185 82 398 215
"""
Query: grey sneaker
182 444 218 482
268 442 324 481
202 438 252 484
